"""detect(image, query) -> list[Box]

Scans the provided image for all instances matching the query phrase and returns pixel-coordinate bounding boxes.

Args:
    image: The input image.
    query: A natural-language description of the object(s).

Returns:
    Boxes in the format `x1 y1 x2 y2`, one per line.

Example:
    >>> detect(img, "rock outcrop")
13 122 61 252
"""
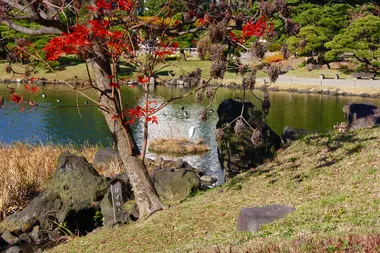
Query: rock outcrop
216 99 281 180
0 152 203 248
343 103 380 130
0 152 111 245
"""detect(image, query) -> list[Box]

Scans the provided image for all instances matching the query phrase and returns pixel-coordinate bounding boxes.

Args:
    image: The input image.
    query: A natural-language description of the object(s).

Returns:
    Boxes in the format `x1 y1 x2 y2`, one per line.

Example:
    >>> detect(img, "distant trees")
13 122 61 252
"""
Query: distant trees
325 15 380 71
286 4 351 67
283 1 380 71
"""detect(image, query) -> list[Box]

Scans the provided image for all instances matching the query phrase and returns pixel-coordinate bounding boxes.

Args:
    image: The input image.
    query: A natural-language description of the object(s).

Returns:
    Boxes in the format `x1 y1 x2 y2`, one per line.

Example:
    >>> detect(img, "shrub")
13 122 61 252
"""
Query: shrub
264 53 285 63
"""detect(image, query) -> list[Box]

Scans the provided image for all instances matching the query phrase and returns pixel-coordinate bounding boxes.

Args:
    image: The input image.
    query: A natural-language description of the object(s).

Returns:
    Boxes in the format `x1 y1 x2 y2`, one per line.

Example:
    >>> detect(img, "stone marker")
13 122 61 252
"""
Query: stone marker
237 204 296 232
110 179 124 223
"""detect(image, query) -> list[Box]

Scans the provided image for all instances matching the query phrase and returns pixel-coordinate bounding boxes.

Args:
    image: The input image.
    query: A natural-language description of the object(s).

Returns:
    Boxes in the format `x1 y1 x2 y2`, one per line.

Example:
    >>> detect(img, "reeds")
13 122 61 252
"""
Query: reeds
0 142 98 220
148 138 209 155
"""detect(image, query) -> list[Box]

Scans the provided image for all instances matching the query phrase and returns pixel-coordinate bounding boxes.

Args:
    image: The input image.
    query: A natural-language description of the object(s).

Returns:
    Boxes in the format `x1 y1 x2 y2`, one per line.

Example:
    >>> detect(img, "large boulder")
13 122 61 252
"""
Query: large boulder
237 204 296 232
343 103 380 130
151 168 200 201
147 158 202 202
51 152 109 223
216 99 281 180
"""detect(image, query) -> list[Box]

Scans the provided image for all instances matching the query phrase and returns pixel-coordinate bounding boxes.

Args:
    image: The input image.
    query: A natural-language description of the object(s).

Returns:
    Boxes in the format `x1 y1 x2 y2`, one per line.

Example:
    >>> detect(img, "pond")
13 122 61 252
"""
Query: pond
1 83 379 183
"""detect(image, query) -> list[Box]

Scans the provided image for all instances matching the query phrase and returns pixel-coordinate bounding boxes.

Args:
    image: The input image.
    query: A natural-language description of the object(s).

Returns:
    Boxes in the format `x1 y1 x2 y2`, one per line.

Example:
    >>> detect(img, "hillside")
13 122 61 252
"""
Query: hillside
49 127 380 252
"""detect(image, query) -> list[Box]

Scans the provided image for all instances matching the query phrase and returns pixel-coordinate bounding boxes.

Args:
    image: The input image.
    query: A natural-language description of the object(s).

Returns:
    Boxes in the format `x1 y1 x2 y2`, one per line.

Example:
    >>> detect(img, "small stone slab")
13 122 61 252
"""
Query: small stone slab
110 179 124 223
237 204 296 232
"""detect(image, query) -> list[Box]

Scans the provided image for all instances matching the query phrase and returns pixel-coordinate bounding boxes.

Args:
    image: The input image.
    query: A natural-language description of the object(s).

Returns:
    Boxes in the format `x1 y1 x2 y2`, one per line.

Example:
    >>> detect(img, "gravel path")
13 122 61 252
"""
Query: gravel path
257 75 380 89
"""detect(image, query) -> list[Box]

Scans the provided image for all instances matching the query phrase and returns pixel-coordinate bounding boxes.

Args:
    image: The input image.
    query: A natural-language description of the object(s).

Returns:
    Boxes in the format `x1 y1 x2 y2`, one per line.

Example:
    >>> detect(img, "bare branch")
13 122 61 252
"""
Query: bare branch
2 19 63 35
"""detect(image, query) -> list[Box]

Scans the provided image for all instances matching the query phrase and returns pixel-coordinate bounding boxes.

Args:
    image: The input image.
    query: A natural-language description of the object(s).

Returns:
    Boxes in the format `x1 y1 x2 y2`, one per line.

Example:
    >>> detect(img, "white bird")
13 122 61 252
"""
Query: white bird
188 126 195 140
84 101 88 104
42 93 46 98
56 99 61 102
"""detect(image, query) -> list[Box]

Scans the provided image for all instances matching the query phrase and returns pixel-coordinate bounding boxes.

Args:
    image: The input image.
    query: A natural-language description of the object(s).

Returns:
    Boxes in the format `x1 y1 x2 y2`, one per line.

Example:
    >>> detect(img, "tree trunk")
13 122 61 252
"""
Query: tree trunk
91 58 164 219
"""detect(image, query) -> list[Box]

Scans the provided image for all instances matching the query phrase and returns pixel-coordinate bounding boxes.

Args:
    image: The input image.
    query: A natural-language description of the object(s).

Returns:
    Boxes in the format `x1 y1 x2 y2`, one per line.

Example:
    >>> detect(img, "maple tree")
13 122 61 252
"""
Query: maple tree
0 0 279 219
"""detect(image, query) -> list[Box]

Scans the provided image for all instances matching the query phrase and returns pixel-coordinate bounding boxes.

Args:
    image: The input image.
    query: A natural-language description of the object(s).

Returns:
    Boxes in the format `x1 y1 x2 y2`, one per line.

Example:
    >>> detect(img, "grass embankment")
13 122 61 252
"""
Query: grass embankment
49 127 380 252
148 138 209 155
0 143 124 221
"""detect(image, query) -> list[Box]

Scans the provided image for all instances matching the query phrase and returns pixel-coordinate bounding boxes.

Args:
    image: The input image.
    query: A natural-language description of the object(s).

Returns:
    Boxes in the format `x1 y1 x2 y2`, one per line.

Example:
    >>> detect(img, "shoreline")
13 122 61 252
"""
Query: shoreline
2 77 380 99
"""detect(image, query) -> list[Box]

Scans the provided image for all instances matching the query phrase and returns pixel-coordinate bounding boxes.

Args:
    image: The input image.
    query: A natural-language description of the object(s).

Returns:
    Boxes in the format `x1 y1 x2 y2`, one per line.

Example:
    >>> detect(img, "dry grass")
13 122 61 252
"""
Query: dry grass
48 127 380 253
0 142 98 220
148 137 209 155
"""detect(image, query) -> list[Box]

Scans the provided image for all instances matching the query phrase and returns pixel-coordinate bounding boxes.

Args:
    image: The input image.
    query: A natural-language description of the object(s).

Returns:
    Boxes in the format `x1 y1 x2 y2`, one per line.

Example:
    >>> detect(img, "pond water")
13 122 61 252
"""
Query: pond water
1 83 379 183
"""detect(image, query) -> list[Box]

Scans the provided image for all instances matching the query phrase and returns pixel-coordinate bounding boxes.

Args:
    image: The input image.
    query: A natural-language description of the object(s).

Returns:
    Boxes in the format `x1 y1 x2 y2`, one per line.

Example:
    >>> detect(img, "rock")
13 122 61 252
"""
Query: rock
151 168 200 201
29 226 40 242
51 152 109 220
237 204 296 232
343 103 380 130
1 230 21 245
93 148 123 170
175 159 185 168
18 233 32 243
154 157 165 167
360 93 370 97
5 246 23 253
370 93 380 98
200 175 217 185
282 126 309 144
216 99 282 180
0 194 57 235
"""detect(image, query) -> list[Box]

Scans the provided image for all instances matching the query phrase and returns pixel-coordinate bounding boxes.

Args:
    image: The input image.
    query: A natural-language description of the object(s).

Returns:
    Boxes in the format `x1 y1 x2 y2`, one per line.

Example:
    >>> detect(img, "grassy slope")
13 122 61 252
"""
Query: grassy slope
50 127 380 252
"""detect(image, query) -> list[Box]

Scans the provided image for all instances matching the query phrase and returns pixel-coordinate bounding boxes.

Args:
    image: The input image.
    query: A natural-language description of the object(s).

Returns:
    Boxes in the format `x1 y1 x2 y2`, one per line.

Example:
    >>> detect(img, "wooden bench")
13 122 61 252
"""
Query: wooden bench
352 73 376 80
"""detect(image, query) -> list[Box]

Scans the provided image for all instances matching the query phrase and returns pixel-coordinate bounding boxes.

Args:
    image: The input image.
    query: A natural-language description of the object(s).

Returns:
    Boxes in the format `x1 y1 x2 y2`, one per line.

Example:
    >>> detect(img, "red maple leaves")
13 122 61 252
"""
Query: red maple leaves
24 84 39 94
43 24 91 61
10 93 23 103
154 42 179 58
228 16 274 44
112 100 158 125
242 16 274 39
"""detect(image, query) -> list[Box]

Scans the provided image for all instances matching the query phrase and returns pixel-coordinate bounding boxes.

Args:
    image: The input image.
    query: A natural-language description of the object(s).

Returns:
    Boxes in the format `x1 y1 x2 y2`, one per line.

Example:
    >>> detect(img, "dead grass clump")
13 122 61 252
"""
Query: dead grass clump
0 142 98 220
148 138 209 155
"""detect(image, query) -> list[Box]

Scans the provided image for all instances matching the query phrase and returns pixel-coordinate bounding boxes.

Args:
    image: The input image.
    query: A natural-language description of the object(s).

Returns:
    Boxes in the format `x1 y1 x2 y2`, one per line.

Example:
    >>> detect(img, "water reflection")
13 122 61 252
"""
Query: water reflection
1 83 379 182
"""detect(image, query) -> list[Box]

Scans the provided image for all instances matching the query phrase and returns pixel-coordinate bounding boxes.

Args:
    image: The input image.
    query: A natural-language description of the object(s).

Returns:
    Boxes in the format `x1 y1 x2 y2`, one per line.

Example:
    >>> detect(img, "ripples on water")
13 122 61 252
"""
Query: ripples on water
1 84 379 182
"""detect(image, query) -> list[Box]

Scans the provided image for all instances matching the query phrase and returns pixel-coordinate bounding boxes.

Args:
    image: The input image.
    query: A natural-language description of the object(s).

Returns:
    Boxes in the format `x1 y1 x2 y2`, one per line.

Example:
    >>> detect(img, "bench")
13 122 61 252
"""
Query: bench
352 73 376 80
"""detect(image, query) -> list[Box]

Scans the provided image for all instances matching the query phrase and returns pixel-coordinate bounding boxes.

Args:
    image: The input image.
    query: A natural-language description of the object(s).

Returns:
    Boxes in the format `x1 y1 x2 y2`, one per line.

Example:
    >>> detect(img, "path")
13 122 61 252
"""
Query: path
257 75 380 89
